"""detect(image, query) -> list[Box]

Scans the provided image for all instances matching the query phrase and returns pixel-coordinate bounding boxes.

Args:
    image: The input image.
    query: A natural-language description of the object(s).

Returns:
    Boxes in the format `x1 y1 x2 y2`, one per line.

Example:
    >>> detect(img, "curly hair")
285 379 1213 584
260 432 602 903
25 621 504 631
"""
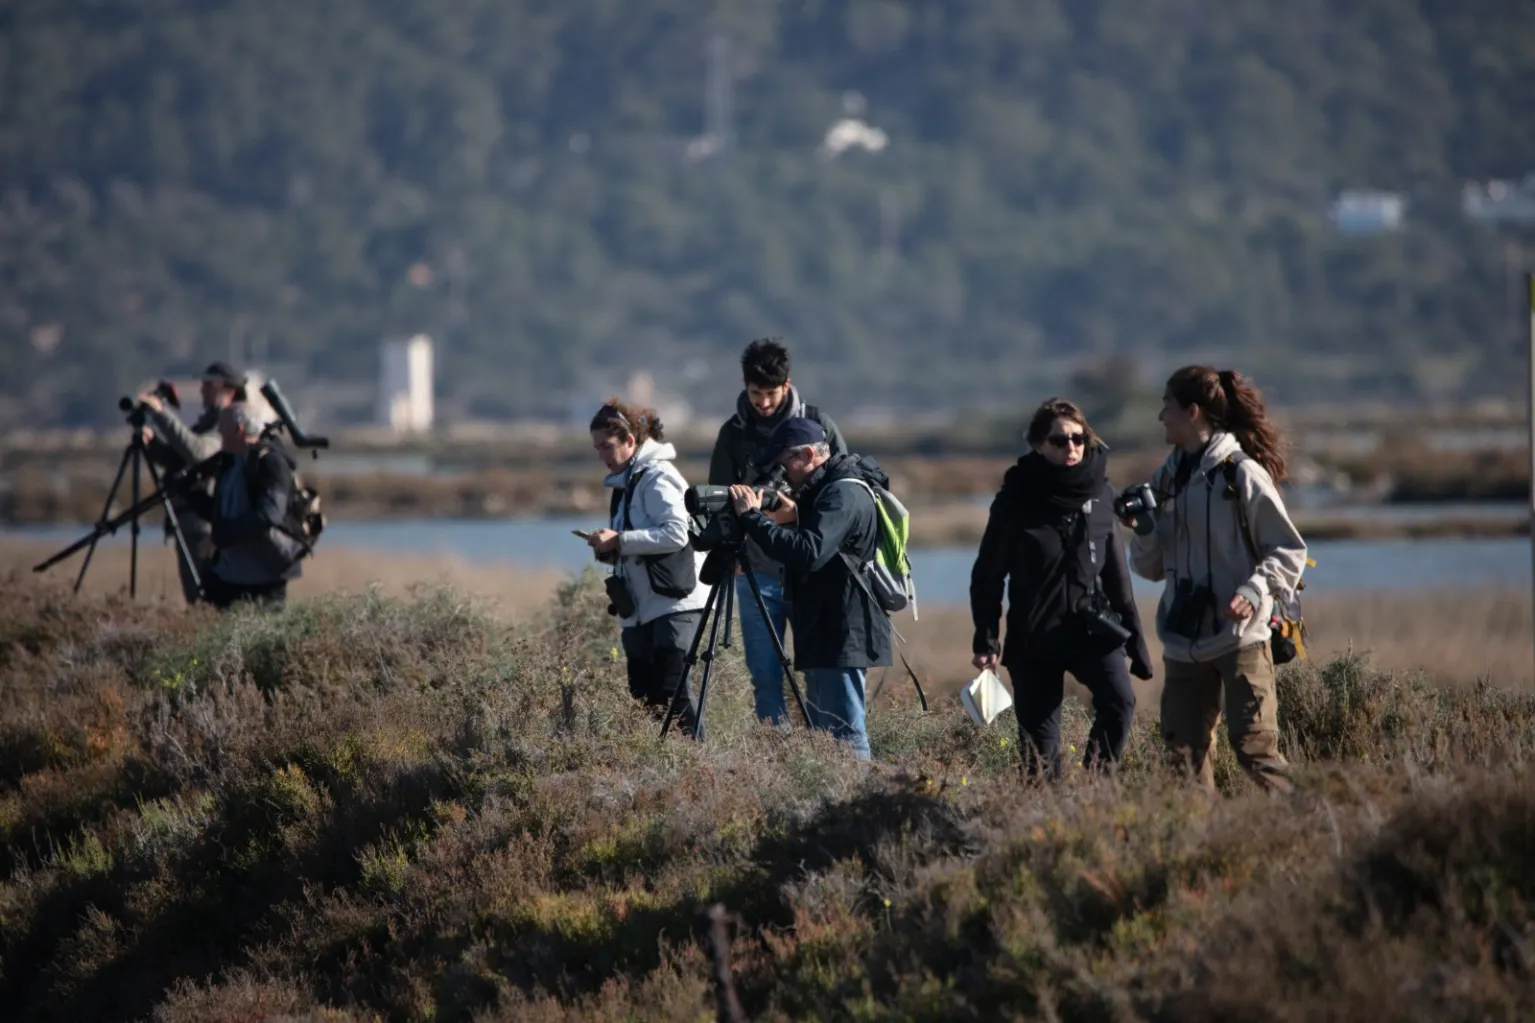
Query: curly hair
588 397 665 444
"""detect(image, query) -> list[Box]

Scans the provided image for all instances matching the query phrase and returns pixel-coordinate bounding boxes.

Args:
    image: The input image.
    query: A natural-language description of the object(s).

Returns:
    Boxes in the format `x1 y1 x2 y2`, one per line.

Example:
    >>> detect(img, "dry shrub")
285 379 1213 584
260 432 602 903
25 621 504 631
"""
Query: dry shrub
1 573 1534 1022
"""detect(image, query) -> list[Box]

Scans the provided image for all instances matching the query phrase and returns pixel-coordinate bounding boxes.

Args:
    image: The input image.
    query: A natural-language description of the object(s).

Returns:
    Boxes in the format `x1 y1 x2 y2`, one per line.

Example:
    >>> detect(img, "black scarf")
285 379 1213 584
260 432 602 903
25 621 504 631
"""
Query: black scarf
1000 447 1107 516
737 384 806 452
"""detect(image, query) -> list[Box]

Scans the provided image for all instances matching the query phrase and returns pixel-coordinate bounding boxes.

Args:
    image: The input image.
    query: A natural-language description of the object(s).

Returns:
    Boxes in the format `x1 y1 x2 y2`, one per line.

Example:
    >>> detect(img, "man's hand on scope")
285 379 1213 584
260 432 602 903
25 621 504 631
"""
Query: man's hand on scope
136 391 163 413
729 484 762 515
765 494 797 525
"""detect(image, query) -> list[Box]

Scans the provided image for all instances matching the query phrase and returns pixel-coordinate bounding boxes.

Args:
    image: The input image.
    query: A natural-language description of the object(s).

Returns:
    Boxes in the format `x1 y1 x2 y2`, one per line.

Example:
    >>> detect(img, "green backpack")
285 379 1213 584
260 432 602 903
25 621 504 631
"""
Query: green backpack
833 464 929 712
833 470 918 621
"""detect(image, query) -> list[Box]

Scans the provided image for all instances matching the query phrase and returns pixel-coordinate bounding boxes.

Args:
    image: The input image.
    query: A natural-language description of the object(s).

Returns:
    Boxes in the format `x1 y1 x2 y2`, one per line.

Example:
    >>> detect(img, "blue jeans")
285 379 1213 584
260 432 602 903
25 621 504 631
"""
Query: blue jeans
803 668 871 760
736 571 791 724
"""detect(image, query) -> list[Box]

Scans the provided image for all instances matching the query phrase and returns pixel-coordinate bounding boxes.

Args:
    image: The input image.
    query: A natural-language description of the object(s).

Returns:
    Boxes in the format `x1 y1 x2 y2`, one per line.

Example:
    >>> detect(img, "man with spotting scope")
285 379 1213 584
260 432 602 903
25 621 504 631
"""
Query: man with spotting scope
708 338 847 725
137 361 246 604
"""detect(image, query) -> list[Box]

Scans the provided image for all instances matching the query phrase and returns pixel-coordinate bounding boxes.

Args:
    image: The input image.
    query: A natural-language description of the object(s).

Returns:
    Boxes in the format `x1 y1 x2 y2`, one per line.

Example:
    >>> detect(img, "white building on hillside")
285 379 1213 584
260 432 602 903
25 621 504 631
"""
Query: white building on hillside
377 334 434 434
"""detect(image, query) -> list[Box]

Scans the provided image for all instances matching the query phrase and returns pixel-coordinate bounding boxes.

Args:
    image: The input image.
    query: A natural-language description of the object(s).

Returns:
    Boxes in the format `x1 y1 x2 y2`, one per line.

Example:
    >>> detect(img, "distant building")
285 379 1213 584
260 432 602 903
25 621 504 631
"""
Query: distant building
377 335 434 434
1329 190 1406 235
818 118 888 159
1463 176 1535 225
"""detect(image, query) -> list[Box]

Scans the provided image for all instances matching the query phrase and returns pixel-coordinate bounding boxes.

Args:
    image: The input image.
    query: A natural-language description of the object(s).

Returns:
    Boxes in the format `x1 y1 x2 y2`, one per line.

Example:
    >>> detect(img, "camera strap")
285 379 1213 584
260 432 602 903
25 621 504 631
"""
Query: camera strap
1050 505 1104 614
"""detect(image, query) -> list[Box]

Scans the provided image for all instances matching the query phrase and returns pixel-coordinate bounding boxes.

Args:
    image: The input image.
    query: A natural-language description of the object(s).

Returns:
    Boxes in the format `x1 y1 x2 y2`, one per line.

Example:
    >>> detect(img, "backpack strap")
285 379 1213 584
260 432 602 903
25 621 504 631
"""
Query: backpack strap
1221 455 1264 569
827 477 928 710
616 467 646 530
828 477 880 562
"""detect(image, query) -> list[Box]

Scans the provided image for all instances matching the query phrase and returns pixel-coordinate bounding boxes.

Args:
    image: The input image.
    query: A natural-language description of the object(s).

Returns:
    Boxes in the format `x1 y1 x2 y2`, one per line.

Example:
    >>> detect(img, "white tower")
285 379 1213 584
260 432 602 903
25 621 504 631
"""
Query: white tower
377 334 434 433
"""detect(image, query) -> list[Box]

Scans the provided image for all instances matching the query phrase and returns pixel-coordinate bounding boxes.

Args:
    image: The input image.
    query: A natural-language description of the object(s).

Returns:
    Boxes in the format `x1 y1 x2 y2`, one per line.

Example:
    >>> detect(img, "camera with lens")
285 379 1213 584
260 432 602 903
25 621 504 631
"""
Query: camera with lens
1165 578 1215 641
685 466 789 552
1113 483 1159 536
1076 604 1133 649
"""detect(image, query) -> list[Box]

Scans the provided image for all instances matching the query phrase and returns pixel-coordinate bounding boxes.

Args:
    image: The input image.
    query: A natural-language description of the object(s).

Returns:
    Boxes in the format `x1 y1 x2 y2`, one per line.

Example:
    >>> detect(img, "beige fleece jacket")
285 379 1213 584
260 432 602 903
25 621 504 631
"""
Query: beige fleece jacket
1129 432 1308 664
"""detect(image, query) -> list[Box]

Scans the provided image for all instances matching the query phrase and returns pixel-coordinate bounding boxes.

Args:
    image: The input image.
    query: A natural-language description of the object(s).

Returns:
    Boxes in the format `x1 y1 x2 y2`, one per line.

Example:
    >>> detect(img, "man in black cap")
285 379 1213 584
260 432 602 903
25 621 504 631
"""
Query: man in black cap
728 416 892 760
138 361 246 604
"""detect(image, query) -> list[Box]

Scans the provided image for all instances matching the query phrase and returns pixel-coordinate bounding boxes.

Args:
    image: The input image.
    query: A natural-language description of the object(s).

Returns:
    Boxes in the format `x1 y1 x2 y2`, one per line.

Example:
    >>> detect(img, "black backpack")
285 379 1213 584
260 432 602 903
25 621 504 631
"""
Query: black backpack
247 443 326 561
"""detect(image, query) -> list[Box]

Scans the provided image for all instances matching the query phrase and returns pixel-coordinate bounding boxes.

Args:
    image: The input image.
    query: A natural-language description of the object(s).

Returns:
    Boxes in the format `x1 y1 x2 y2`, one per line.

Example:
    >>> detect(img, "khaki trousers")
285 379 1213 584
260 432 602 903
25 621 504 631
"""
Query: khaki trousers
1160 643 1292 793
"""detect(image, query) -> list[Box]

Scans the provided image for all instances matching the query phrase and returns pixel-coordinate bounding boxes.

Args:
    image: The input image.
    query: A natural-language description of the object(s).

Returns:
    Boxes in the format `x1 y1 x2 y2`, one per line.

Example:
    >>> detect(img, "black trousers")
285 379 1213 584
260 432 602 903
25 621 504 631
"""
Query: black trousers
621 610 703 736
203 575 288 612
1009 645 1137 779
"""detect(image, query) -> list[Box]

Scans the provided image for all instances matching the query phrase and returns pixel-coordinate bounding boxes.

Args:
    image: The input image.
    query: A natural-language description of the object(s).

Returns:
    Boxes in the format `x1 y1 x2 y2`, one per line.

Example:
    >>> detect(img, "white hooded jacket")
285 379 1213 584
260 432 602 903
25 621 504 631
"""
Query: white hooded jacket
604 439 709 627
1129 431 1308 663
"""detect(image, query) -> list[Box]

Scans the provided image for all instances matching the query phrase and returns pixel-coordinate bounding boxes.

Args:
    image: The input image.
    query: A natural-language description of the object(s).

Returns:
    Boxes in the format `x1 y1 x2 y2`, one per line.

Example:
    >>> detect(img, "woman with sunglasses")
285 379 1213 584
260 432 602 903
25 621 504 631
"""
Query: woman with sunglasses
587 398 708 736
970 398 1153 778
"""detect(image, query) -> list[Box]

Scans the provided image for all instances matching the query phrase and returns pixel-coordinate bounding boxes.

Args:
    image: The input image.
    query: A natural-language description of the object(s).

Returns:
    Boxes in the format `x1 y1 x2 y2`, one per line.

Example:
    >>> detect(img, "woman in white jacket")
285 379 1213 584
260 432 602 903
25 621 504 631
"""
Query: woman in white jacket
586 399 708 735
1124 366 1308 795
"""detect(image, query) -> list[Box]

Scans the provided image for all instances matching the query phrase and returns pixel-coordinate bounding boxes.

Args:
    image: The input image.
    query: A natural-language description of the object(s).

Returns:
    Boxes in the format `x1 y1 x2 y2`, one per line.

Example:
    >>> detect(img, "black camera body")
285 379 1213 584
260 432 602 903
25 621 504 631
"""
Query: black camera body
1165 577 1216 641
1113 483 1158 536
1076 604 1134 648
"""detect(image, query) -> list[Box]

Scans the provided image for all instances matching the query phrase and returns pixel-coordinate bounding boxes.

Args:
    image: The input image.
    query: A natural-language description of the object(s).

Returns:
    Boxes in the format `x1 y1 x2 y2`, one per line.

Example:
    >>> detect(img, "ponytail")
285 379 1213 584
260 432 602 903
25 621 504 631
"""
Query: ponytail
1166 366 1289 482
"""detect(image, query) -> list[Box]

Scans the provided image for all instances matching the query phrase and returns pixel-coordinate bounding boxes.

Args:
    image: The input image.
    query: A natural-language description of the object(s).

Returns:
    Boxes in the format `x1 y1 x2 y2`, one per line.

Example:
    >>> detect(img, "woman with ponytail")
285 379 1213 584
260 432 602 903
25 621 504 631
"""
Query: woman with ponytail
1123 367 1308 794
588 398 708 735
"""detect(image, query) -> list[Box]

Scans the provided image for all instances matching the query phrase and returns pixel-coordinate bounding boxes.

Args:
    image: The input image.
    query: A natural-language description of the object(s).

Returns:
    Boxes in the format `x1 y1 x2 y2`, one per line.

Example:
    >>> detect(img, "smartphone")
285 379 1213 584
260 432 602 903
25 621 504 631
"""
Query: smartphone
572 529 592 540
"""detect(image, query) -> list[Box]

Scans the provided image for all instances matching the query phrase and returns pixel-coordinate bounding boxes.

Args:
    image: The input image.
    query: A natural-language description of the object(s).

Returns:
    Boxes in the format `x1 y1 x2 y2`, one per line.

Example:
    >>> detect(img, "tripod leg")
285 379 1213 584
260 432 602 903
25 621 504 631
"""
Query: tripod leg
721 568 736 649
660 581 720 739
689 588 733 742
74 443 134 594
129 435 143 599
737 552 811 728
143 455 203 599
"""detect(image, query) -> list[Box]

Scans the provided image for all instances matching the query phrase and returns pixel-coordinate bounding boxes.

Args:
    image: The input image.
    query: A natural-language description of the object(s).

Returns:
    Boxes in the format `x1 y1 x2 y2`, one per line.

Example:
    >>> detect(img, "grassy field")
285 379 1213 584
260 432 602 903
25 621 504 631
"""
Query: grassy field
1 568 1533 1021
9 537 1530 694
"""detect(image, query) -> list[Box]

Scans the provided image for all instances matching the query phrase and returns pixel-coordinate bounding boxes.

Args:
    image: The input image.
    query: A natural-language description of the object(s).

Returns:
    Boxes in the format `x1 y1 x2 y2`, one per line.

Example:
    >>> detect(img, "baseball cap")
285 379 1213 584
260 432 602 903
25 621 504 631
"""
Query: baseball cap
202 361 246 388
754 416 826 469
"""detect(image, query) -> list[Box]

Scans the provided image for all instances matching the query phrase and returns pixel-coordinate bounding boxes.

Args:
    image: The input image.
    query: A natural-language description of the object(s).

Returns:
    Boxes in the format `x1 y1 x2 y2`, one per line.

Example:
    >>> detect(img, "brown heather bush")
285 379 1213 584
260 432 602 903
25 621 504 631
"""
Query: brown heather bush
1 570 1533 1022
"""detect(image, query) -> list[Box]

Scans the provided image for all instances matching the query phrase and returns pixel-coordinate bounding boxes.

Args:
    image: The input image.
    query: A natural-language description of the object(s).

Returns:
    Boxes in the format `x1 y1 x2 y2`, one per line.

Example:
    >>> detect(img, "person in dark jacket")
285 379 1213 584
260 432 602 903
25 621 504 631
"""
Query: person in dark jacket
731 417 891 760
708 338 848 725
970 398 1154 779
187 403 303 610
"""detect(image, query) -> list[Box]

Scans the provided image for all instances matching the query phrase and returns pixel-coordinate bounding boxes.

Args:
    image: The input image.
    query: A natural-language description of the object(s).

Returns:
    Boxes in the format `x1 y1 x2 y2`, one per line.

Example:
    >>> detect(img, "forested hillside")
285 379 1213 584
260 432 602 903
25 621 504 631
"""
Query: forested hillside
2 0 1532 427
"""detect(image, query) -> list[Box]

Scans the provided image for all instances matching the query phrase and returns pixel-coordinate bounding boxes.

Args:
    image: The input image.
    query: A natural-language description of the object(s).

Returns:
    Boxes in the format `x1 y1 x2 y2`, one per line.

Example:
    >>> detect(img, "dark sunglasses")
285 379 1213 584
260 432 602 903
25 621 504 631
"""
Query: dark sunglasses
1046 433 1087 449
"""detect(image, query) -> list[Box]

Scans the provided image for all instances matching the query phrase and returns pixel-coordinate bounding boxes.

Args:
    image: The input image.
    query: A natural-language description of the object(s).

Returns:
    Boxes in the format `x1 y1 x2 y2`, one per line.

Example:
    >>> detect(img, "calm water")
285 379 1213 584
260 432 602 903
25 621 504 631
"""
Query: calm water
11 516 1531 602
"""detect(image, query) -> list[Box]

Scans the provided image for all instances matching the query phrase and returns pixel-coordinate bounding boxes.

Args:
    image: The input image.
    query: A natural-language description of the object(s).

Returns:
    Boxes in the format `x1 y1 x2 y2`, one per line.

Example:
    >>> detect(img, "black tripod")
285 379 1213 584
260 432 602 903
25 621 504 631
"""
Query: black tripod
660 545 810 741
34 401 207 599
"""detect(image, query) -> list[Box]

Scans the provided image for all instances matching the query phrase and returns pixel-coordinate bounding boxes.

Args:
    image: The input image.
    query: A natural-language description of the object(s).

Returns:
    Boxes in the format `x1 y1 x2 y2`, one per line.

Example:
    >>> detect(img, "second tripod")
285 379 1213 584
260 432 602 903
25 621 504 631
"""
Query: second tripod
40 399 206 600
659 545 809 741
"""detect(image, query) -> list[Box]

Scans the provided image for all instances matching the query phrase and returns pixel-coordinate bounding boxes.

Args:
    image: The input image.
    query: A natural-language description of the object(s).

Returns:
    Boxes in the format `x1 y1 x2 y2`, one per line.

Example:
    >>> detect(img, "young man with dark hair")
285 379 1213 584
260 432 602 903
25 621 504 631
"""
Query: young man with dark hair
729 417 891 759
708 337 848 725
